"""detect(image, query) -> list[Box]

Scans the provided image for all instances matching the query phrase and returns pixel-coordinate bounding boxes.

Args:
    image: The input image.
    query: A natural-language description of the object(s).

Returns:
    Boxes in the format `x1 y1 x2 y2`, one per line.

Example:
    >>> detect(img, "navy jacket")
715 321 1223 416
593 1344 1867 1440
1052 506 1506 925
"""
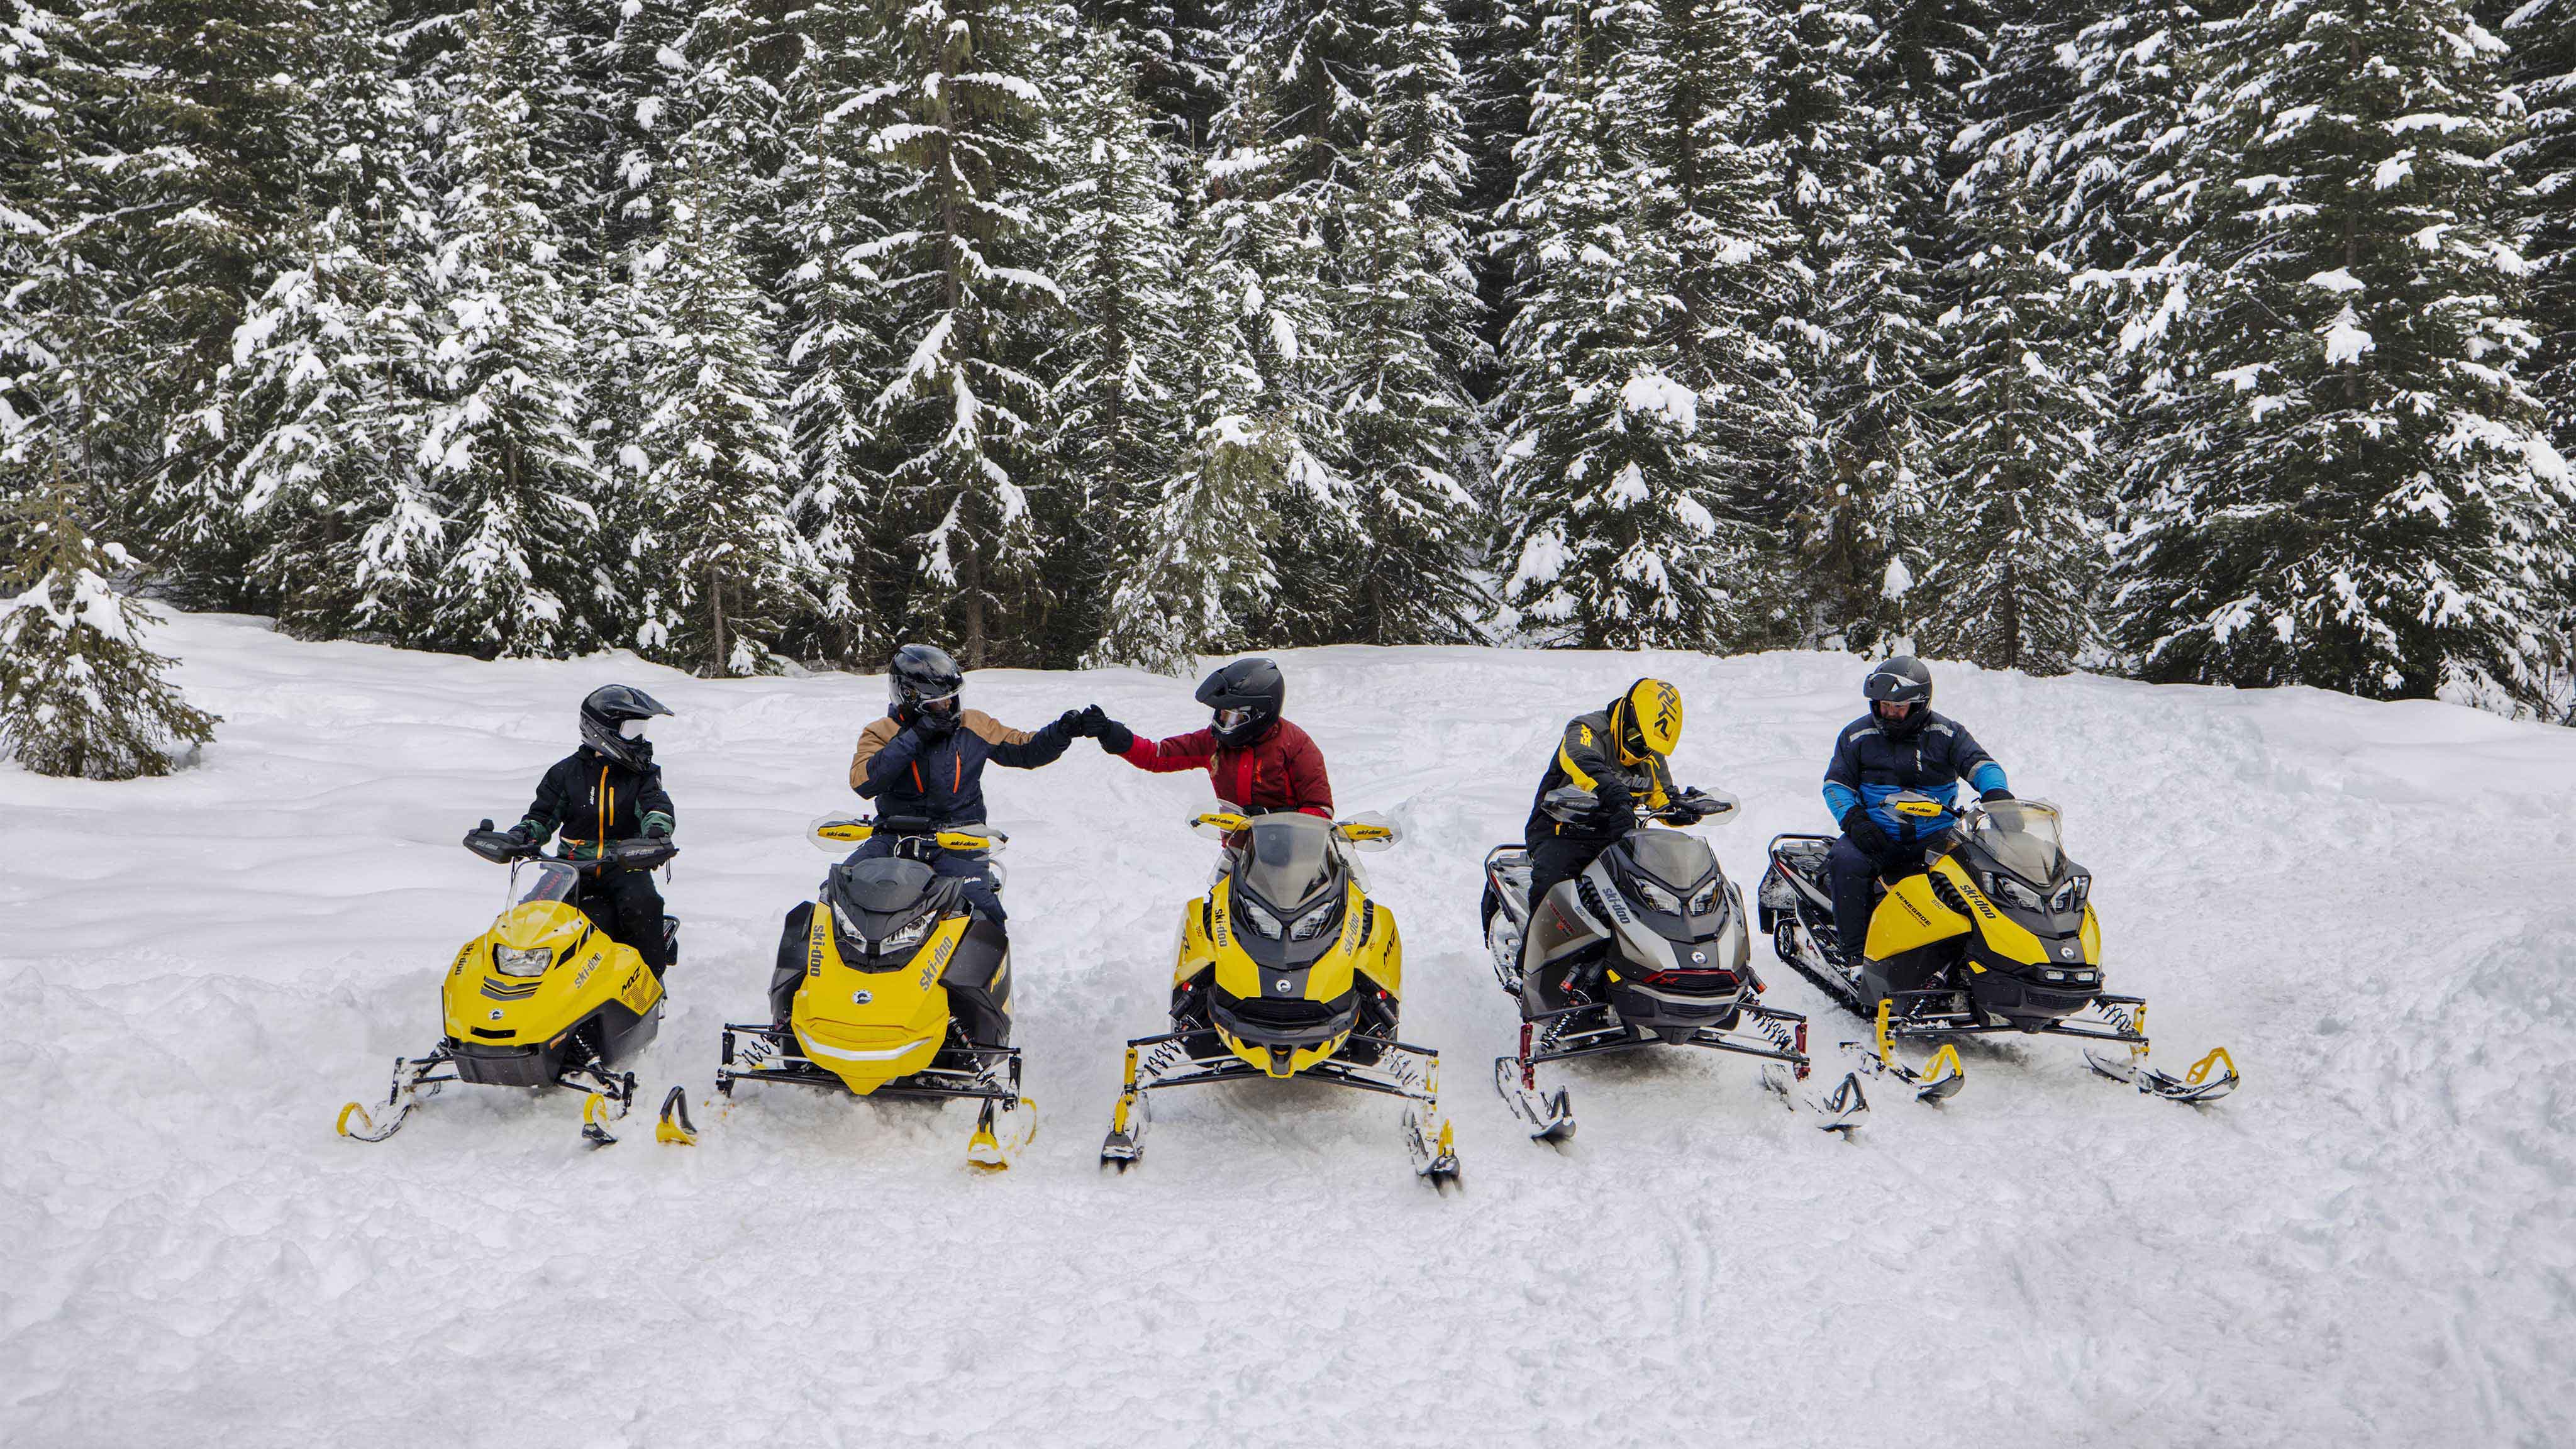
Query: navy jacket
848 709 1073 830
1821 712 2007 842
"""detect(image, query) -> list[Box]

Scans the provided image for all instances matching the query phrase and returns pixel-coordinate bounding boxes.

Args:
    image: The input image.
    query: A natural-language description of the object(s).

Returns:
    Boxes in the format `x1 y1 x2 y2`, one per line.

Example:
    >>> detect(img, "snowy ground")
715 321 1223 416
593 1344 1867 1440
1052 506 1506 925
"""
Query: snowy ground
3 613 2571 1447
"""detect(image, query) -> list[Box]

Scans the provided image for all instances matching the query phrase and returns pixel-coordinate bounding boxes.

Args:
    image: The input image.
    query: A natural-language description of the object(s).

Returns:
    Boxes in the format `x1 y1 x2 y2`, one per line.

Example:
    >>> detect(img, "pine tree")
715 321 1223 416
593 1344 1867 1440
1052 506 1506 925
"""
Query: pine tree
1491 0 1740 649
1076 0 1229 153
0 474 218 779
1917 185 2106 672
774 0 899 662
624 156 818 676
1050 30 1188 661
1084 219 1285 674
411 0 608 658
2115 0 2575 706
858 0 1062 667
1311 0 1489 644
2500 0 2575 452
1757 0 1943 650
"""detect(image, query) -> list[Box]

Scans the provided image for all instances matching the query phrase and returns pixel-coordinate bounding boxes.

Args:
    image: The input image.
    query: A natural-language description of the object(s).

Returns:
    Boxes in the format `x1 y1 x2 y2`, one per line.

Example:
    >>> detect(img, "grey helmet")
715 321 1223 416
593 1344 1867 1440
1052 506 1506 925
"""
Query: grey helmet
580 685 673 769
889 643 965 737
1863 656 1933 738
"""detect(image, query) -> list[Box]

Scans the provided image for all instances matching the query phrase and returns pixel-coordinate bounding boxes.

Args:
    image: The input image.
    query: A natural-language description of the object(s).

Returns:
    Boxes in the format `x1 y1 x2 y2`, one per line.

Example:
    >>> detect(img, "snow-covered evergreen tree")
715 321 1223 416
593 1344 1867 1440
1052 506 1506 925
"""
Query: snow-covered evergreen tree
2115 0 2575 706
409 0 606 658
0 475 218 779
1491 0 1740 649
858 0 1062 667
2499 0 2574 452
1917 185 2106 672
1049 31 1187 659
1084 220 1285 674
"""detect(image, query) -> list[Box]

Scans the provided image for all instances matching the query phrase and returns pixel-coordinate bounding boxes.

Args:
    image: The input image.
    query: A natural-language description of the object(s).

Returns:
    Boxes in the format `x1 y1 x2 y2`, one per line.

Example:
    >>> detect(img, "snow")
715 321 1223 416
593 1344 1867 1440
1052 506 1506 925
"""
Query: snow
2324 306 2375 367
4 613 2573 1445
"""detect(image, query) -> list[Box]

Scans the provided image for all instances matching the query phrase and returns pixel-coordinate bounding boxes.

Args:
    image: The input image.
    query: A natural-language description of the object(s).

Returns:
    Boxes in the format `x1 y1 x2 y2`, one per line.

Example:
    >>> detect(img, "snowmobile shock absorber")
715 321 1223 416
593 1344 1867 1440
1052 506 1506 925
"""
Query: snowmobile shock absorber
1794 1018 1809 1082
1518 1023 1536 1091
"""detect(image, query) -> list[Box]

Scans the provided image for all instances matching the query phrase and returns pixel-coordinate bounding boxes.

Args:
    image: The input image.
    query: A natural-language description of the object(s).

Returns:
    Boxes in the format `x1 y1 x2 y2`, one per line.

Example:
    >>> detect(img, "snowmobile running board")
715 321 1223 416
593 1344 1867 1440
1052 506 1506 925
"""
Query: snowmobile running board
1099 1031 1459 1186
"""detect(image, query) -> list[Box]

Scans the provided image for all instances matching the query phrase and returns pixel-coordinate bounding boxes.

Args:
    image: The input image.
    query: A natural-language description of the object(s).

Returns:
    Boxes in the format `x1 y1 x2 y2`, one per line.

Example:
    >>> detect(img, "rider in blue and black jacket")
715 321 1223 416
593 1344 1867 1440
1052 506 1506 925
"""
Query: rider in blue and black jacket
1821 657 2012 962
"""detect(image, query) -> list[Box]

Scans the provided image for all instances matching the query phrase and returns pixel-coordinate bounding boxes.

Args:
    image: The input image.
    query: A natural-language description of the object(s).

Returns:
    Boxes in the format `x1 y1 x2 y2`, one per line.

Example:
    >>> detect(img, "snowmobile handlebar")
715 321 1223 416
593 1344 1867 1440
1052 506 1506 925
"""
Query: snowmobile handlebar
810 814 1007 855
464 822 677 870
1189 810 1402 851
1540 786 1738 828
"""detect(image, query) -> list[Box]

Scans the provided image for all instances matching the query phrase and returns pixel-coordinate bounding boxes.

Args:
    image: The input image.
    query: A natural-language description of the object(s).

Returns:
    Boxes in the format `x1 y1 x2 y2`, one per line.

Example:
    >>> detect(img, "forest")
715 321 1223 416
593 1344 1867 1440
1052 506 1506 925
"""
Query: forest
2 0 2571 709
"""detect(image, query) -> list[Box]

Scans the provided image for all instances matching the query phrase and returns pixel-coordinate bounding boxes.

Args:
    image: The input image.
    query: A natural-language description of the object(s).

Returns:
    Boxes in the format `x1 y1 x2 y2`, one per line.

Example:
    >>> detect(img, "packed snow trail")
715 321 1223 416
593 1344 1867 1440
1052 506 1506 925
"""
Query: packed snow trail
3 613 2570 1446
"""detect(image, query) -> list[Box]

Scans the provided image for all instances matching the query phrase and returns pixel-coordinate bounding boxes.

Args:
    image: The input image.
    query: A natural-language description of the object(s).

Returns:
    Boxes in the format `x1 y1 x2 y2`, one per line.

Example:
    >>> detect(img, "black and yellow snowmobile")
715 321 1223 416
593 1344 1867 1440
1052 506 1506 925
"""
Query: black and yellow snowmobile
336 824 678 1146
699 816 1032 1168
1481 787 1862 1141
1759 794 2237 1104
1100 810 1459 1183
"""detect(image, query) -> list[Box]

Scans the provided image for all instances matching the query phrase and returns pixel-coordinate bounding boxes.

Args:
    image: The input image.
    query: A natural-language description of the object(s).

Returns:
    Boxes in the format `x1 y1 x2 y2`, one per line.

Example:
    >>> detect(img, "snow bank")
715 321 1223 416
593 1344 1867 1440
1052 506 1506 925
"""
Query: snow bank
3 614 2570 1446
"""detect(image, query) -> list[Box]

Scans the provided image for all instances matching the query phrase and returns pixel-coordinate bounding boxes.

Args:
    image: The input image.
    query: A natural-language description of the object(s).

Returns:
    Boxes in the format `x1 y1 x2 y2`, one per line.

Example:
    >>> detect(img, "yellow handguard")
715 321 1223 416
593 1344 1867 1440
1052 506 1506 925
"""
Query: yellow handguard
814 818 1001 852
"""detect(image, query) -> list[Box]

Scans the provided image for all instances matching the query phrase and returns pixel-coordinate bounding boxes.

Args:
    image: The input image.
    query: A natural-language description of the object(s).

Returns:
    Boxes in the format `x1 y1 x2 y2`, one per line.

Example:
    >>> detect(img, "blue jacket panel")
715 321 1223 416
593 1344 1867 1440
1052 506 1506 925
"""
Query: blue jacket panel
1821 712 2006 841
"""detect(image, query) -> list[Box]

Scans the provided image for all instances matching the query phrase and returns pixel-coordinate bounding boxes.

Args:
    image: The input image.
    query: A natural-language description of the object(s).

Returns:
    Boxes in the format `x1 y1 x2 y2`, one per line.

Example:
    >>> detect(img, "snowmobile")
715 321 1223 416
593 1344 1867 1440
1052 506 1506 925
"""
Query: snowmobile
1099 810 1459 1184
336 824 679 1146
1758 794 2237 1104
696 816 1032 1169
1480 787 1864 1141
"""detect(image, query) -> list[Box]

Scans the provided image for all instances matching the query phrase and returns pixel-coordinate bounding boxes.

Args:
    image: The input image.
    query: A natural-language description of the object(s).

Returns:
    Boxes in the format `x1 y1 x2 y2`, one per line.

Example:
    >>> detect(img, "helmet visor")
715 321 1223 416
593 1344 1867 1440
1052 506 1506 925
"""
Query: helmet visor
916 691 960 719
1873 700 1914 723
1214 706 1254 732
618 717 651 740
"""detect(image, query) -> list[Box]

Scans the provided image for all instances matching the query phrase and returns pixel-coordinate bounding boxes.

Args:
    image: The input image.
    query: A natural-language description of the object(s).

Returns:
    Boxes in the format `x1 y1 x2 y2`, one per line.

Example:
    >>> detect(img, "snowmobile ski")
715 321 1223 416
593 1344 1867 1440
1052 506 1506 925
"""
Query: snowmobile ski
2083 1002 2239 1102
1404 1105 1462 1186
1846 999 1967 1102
967 1094 1038 1170
655 1085 697 1145
579 1072 638 1146
1492 1047 1576 1143
1760 1063 1870 1133
336 1052 457 1143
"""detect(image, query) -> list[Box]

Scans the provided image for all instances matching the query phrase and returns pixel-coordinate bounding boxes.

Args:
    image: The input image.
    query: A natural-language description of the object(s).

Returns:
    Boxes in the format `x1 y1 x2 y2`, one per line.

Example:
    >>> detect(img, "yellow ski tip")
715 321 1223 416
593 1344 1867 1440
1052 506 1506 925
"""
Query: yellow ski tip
2187 1046 2236 1086
336 1101 370 1137
582 1091 609 1125
655 1085 697 1145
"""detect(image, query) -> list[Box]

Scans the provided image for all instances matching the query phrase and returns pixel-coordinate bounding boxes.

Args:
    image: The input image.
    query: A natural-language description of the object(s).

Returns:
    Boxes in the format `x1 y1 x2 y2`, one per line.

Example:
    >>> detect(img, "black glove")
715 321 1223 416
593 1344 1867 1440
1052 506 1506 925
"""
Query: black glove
1092 708 1135 754
1596 781 1636 823
1980 787 2014 803
1055 708 1089 738
1840 806 1893 858
641 816 673 840
504 821 536 846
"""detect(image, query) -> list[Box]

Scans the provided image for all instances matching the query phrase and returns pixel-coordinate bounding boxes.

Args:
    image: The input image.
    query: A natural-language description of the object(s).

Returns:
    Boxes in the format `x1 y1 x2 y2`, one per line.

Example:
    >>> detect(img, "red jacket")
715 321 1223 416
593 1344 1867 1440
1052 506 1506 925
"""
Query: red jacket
1114 719 1333 816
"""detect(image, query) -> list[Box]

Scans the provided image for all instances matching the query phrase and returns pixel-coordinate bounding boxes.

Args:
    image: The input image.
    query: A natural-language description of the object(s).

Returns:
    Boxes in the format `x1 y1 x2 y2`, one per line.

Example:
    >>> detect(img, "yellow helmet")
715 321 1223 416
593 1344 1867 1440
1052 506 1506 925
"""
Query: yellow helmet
1613 678 1684 761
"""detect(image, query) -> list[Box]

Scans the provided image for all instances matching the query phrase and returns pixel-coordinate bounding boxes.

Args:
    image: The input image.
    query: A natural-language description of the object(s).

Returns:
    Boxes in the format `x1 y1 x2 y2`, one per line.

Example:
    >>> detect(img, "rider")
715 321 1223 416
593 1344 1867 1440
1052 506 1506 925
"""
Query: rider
1821 656 2012 963
769 644 1095 1028
506 685 677 977
844 642 1094 922
1085 658 1332 816
1521 678 1724 943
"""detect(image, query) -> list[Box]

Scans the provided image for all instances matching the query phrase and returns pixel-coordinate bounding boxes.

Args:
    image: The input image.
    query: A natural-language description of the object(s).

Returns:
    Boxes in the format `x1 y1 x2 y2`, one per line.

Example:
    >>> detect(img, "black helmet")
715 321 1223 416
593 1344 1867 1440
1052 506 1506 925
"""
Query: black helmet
1863 656 1933 737
580 684 673 769
1196 657 1285 745
889 643 965 736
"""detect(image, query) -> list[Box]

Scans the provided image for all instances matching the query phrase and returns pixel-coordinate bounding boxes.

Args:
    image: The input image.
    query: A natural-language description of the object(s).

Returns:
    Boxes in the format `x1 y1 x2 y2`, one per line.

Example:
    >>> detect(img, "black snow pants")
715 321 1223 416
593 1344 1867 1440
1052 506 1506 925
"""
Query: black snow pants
579 866 669 976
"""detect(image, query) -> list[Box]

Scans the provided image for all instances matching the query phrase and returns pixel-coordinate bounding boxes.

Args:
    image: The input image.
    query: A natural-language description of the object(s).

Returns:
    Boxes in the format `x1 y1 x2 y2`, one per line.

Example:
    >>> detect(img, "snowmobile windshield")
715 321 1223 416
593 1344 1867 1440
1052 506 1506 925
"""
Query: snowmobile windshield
1623 828 1716 889
1970 801 2065 884
511 860 582 910
1234 813 1340 913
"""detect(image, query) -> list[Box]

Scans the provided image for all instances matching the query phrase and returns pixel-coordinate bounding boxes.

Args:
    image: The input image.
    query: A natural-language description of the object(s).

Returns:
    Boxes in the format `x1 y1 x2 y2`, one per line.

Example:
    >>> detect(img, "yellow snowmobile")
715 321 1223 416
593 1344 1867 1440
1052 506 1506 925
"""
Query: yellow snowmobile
337 824 677 1146
1099 810 1459 1183
1760 794 2238 1104
700 816 1032 1169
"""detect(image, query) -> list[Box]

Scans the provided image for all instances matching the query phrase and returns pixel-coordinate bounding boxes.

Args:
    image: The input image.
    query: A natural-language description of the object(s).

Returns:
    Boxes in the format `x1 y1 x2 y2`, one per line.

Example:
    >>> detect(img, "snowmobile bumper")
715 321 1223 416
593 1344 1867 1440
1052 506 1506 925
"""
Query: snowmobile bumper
447 1037 573 1088
714 1023 1022 1104
1099 1029 1459 1183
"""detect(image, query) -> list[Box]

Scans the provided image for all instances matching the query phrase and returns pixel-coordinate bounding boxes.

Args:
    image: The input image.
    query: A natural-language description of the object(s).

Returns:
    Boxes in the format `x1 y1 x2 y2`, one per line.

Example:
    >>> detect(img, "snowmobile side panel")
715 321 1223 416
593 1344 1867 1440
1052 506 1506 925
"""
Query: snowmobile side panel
1863 870 1972 961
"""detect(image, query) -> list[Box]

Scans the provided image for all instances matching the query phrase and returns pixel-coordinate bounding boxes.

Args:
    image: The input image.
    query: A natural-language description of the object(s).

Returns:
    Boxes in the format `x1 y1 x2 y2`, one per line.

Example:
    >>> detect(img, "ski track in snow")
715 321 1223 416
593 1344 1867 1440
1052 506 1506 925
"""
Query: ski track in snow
3 614 2571 1446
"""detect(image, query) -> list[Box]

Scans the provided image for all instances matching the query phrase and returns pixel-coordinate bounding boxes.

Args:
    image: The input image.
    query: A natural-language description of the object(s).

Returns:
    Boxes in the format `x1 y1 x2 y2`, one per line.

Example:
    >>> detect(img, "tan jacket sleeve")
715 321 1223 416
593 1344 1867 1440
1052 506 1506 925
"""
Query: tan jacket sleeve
960 709 1035 747
848 717 902 790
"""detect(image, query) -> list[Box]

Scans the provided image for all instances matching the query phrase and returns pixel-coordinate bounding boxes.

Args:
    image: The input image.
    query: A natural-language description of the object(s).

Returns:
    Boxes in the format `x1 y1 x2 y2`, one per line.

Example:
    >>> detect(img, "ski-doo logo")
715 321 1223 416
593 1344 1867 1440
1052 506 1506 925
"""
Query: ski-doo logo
852 990 873 1004
1275 978 1294 994
2059 945 2076 960
488 1008 504 1021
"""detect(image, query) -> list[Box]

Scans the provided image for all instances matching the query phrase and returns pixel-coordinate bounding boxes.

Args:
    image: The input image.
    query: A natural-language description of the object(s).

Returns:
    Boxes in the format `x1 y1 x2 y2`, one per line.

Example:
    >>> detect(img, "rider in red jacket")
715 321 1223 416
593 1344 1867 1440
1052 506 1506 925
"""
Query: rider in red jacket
1086 658 1332 816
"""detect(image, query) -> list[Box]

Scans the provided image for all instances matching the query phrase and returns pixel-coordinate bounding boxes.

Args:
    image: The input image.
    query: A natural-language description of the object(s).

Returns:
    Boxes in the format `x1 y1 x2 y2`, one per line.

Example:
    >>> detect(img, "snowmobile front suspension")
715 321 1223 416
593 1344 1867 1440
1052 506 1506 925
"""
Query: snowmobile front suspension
2082 999 2240 1104
1101 1030 1457 1184
713 1023 1023 1104
336 1050 460 1142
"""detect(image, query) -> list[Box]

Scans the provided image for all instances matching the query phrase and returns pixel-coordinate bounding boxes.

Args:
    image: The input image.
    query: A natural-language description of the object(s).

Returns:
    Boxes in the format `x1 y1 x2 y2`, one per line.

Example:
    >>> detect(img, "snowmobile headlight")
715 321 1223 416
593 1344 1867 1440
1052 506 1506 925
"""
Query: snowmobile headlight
875 912 935 955
1630 877 1682 914
1982 872 2044 912
1287 900 1343 941
1237 898 1285 938
1687 880 1721 916
494 944 555 978
2048 875 2090 913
